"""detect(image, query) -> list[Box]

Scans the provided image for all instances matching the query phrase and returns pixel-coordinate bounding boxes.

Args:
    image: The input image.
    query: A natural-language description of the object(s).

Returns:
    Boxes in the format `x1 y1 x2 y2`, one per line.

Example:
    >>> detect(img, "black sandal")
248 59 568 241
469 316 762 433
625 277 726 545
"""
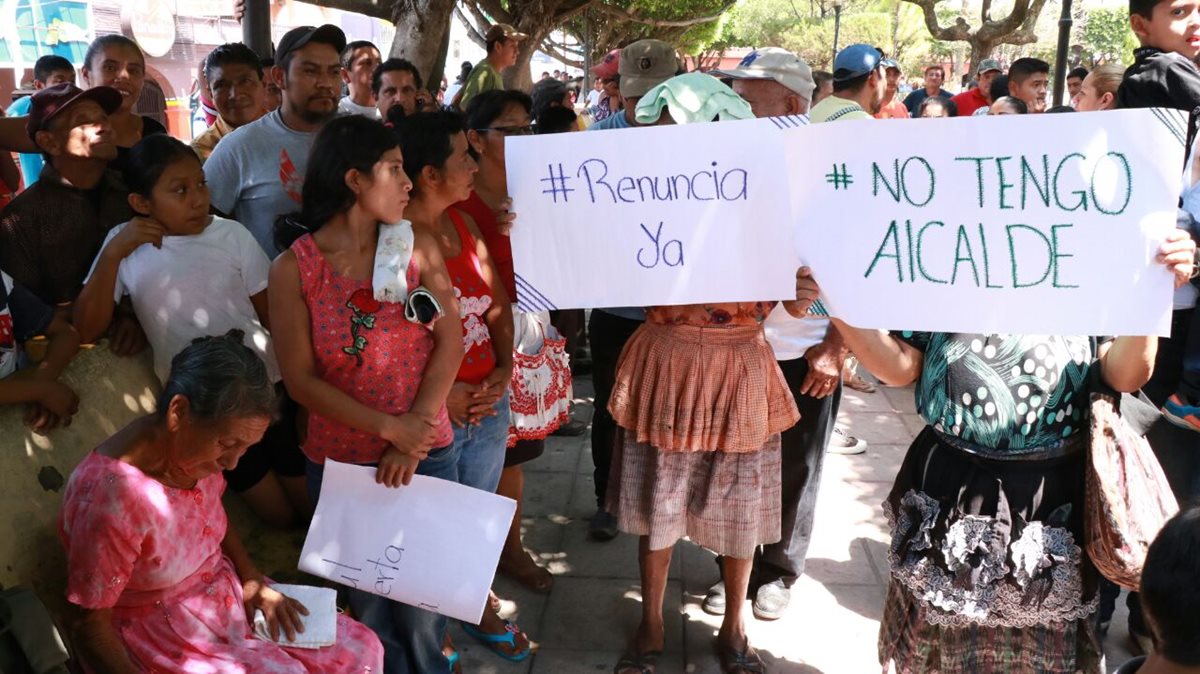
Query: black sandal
613 649 661 674
718 642 765 674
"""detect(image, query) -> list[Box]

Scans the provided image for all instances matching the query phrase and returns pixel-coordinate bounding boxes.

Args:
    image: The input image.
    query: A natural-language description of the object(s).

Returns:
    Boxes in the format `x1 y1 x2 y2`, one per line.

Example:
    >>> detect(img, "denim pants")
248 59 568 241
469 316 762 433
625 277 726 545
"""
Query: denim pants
306 445 462 674
452 392 510 493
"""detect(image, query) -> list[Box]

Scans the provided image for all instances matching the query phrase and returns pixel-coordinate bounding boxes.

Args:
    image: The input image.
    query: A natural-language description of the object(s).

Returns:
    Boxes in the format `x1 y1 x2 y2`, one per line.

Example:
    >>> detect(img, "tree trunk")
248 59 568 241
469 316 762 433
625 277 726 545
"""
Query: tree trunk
388 0 458 92
966 38 995 78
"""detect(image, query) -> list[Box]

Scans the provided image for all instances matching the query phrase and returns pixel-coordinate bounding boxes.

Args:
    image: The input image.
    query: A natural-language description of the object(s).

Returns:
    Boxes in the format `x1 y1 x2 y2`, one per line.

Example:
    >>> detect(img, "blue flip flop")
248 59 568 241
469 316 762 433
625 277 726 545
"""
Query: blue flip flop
460 620 534 662
446 649 461 673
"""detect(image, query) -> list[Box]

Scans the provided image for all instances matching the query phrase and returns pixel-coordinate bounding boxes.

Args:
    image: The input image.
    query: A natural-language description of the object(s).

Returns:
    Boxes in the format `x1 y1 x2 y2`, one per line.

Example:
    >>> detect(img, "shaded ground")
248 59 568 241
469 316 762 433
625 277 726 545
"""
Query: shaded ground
234 375 1142 673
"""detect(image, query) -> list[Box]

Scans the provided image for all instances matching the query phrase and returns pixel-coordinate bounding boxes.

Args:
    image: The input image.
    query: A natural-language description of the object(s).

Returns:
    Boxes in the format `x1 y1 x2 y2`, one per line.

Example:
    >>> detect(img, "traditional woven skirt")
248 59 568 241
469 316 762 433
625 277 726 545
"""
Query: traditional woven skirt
608 322 799 453
878 426 1103 674
607 432 782 558
605 321 798 558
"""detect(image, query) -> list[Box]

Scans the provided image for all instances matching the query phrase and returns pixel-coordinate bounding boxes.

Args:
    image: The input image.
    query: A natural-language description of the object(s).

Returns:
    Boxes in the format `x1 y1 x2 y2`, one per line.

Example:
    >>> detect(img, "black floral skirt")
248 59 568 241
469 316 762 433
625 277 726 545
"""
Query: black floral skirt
878 426 1103 674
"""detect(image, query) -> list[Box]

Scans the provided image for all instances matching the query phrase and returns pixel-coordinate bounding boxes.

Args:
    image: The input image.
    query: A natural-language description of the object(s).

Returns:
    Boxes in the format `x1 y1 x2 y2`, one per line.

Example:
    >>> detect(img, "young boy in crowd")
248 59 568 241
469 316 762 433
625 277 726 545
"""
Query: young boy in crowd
0 270 80 434
1117 0 1200 110
5 55 76 188
1115 0 1200 432
1118 506 1200 673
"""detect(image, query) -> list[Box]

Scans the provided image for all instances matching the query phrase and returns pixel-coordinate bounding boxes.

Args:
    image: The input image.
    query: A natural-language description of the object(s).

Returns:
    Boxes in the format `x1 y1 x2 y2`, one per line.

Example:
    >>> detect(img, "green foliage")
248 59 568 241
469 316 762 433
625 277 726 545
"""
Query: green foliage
1081 6 1136 64
722 0 926 68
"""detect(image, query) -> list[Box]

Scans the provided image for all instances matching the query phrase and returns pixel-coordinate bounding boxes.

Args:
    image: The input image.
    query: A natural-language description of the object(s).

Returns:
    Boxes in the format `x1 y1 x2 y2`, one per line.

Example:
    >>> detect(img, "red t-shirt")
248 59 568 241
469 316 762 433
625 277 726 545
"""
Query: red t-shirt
951 88 989 116
453 191 516 300
445 209 497 385
874 100 909 119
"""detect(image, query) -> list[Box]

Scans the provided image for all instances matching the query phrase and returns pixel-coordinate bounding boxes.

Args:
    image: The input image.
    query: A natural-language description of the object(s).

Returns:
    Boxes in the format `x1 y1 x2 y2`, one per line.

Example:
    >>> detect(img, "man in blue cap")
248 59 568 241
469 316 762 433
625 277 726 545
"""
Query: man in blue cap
809 44 887 122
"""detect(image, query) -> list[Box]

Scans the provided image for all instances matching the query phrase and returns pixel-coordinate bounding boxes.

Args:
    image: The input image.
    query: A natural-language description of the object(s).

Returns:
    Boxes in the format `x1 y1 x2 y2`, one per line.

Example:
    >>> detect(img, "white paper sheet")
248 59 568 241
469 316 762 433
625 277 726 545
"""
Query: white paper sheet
784 108 1186 336
253 584 337 649
505 116 805 312
299 461 517 624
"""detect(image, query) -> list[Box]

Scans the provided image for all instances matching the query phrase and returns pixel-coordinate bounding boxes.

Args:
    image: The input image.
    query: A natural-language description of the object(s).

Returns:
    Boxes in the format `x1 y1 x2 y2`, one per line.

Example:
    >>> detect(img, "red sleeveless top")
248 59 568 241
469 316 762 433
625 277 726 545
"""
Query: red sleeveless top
291 233 453 464
445 209 496 385
454 191 515 300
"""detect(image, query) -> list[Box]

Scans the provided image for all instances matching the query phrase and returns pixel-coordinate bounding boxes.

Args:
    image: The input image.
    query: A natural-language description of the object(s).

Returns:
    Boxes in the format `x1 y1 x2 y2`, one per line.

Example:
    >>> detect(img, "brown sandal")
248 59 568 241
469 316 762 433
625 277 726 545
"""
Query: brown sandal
614 649 661 674
717 642 765 673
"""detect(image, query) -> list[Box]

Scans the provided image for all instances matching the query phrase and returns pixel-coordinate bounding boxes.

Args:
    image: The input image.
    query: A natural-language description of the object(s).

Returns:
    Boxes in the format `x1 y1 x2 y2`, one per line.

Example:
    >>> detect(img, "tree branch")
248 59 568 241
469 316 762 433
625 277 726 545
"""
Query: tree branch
316 0 392 20
589 0 736 28
467 0 514 26
539 40 585 68
454 4 488 48
903 0 971 41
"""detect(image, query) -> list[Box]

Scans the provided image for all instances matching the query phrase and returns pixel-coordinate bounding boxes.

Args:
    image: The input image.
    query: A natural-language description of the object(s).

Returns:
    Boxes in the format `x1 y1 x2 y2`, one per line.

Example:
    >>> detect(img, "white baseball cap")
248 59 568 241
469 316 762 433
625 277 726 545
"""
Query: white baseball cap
711 47 816 101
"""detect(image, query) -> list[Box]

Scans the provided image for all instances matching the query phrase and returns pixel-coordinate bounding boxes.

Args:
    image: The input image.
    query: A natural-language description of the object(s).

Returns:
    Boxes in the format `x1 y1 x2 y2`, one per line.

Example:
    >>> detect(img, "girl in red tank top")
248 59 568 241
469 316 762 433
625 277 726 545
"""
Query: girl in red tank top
268 116 464 487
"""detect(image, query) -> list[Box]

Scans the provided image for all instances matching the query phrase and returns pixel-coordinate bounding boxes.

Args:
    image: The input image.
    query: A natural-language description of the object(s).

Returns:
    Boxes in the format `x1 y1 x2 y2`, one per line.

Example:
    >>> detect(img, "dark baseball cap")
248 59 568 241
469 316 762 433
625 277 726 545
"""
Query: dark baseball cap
832 44 883 83
276 24 347 66
26 83 122 141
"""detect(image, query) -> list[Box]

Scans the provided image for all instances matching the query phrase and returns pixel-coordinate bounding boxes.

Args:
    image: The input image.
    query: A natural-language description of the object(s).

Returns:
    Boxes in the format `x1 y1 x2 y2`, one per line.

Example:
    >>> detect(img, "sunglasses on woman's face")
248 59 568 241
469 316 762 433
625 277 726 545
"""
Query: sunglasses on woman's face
475 125 534 136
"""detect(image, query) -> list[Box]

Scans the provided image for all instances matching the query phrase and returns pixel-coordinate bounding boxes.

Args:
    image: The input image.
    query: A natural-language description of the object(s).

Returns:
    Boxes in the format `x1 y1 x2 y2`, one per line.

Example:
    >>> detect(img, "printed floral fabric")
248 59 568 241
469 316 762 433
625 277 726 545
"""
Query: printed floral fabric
60 452 383 672
645 302 775 328
894 332 1103 452
292 234 453 464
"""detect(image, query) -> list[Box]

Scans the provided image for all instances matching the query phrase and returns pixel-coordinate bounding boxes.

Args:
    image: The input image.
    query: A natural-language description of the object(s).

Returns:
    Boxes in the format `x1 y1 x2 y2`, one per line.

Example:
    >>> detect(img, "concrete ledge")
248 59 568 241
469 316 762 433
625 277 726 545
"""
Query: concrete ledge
0 344 159 617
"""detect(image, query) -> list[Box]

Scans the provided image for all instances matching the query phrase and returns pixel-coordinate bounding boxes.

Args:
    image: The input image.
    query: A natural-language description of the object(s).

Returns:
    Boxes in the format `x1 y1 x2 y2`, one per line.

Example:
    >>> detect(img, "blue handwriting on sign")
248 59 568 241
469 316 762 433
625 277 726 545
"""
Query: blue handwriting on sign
572 158 748 205
637 222 684 269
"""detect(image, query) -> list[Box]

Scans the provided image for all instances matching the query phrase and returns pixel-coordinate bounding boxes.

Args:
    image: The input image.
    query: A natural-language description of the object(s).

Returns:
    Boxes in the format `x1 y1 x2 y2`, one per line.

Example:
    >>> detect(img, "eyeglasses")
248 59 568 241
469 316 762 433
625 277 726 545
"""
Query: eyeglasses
475 125 534 136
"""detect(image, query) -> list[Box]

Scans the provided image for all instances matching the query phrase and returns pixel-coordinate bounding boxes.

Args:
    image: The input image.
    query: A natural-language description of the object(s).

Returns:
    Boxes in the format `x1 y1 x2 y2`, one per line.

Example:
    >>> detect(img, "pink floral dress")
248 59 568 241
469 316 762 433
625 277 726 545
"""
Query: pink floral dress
59 452 384 673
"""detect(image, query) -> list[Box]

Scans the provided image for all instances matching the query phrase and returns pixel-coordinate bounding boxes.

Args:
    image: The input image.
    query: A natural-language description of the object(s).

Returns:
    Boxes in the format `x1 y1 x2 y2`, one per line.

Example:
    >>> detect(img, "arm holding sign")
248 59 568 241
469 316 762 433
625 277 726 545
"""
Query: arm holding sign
794 267 924 387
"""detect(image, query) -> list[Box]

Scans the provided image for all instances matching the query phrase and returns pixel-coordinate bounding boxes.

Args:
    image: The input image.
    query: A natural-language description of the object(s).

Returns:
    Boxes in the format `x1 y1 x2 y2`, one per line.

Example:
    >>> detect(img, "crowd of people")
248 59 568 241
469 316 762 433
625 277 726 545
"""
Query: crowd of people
0 0 1199 671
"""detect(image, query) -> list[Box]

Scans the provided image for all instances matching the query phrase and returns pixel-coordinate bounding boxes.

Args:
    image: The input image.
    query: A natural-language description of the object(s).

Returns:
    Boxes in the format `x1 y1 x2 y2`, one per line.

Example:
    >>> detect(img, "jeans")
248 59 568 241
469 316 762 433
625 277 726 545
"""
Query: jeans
306 446 461 674
587 310 644 507
452 392 510 493
754 356 842 587
1180 305 1200 400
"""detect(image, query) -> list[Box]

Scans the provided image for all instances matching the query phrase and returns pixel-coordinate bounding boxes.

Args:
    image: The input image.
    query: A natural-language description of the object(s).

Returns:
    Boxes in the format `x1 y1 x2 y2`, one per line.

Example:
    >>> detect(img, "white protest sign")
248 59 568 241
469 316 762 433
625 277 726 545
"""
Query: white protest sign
785 109 1186 336
505 117 805 312
299 461 516 624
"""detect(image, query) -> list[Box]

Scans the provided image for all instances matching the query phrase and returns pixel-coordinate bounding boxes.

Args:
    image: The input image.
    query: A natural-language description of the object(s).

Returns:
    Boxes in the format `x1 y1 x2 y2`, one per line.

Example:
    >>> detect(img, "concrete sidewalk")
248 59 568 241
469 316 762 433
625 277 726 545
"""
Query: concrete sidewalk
446 376 1142 673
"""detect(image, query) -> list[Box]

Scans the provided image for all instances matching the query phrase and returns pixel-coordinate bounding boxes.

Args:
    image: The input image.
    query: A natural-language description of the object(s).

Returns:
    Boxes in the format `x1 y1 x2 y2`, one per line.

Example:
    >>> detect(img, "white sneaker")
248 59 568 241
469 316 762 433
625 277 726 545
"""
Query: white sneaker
828 427 867 455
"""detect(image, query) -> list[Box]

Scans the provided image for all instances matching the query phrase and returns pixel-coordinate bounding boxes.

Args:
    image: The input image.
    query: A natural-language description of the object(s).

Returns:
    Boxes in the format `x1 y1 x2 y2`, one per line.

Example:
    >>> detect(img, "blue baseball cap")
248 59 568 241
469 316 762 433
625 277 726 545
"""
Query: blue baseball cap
832 44 883 83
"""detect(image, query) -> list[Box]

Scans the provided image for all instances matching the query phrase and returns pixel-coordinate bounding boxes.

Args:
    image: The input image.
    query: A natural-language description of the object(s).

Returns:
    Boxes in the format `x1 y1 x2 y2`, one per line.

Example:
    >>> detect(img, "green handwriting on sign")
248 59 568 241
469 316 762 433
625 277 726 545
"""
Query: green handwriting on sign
865 220 1078 290
865 152 1132 215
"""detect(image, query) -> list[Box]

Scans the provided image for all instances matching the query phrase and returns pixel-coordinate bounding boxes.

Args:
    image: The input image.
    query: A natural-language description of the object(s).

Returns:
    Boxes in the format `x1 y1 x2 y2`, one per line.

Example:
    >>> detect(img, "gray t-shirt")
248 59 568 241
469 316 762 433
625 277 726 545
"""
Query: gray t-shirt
205 110 316 258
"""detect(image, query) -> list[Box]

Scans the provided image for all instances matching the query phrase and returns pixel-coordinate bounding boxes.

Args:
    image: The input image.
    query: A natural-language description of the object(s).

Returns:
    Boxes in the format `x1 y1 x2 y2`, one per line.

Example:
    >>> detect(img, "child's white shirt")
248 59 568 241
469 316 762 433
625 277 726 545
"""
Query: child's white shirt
88 216 280 384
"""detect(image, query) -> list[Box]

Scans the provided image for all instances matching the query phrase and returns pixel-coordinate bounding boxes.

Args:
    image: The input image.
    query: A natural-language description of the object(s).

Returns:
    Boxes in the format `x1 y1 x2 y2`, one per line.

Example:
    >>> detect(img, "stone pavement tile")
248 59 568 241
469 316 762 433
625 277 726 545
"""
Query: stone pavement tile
528 434 586 474
881 385 916 414
836 411 915 445
899 413 928 437
567 470 603 519
678 538 721 597
513 513 572 581
554 519 682 580
522 471 578 518
529 648 685 673
839 387 897 413
800 533 884 587
540 577 685 652
811 478 893 541
821 444 907 484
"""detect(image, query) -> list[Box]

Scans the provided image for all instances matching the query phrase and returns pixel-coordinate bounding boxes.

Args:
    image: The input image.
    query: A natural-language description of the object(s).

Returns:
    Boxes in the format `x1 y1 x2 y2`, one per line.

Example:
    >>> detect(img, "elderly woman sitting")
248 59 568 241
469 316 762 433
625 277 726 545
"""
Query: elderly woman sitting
60 331 383 673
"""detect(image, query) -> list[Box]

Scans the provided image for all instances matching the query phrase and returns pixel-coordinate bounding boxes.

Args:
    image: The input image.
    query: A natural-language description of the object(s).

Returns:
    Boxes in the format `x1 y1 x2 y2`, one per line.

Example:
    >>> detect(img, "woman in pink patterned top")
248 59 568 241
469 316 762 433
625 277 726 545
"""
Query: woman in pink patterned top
60 331 383 673
268 116 465 673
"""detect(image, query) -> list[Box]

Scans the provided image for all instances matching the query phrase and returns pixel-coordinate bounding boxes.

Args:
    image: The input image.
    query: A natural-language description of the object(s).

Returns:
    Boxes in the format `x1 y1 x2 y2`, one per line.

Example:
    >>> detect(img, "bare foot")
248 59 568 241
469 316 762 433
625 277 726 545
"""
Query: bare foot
499 550 554 593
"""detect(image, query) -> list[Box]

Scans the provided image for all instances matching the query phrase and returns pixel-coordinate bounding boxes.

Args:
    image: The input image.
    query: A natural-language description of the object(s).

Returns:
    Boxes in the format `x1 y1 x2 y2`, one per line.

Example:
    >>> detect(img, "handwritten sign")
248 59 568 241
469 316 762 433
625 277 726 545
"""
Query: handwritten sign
505 117 805 312
299 461 517 624
785 109 1186 336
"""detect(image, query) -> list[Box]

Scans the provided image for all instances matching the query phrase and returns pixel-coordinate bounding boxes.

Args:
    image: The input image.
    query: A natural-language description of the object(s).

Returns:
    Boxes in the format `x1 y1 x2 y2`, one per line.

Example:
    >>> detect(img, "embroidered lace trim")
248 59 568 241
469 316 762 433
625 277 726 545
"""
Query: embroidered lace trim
885 490 1098 628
